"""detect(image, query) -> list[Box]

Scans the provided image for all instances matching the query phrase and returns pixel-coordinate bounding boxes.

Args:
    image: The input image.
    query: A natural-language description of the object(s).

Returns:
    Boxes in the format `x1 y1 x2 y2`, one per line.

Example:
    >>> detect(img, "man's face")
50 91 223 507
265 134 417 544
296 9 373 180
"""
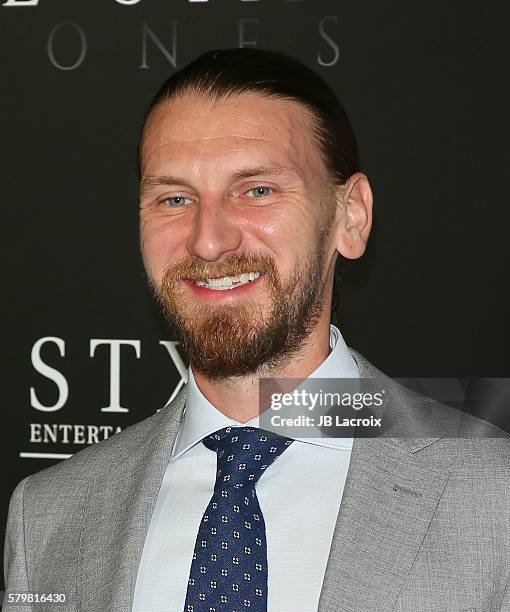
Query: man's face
140 91 340 379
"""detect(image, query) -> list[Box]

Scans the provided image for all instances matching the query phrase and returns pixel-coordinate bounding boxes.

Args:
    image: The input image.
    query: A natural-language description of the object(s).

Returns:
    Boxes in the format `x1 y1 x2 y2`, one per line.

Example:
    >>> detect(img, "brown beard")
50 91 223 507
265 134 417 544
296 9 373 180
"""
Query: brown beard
150 230 331 380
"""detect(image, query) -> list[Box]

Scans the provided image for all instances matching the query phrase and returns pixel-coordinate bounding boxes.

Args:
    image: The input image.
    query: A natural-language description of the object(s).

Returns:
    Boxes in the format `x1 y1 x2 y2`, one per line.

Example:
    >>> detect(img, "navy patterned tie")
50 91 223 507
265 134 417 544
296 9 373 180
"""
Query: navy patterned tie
183 426 293 612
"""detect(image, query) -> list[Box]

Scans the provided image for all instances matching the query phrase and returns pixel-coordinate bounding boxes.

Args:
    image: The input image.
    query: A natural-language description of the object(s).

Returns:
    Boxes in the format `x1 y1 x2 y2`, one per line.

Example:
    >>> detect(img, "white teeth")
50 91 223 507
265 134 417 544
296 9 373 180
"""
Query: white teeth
195 271 260 290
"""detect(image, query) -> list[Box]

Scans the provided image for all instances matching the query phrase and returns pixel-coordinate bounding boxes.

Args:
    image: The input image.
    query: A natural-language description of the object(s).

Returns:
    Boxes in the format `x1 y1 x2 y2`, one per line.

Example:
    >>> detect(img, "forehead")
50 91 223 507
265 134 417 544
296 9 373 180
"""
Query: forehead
141 91 325 180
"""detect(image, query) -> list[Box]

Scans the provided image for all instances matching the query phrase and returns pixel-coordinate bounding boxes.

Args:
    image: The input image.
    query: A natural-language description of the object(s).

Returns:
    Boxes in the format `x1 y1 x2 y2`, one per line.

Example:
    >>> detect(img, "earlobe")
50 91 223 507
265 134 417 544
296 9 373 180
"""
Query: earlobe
336 172 373 260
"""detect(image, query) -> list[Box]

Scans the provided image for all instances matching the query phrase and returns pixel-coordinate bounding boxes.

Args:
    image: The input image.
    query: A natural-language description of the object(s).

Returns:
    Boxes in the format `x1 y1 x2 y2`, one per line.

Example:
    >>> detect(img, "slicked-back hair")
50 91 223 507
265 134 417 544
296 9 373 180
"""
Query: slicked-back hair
136 48 359 185
137 48 361 319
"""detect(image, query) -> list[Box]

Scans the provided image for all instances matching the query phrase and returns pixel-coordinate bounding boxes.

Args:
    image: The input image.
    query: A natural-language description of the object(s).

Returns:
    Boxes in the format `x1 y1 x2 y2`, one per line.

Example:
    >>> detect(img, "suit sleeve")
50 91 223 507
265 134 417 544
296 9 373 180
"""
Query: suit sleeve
4 477 31 599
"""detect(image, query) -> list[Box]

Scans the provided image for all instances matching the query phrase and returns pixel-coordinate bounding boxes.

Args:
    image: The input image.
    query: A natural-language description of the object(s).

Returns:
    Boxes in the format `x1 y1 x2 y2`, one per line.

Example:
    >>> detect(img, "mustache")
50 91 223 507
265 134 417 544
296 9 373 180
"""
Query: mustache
163 253 279 282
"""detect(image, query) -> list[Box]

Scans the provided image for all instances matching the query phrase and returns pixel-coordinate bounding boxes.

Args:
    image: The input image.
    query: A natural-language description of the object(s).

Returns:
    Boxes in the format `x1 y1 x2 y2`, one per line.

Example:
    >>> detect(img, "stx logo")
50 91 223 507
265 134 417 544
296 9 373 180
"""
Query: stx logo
30 337 187 414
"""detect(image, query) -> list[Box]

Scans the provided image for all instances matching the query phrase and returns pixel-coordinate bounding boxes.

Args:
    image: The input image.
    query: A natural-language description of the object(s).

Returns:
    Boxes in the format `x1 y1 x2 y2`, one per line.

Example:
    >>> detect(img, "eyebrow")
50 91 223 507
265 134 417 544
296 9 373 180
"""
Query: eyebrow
139 162 297 197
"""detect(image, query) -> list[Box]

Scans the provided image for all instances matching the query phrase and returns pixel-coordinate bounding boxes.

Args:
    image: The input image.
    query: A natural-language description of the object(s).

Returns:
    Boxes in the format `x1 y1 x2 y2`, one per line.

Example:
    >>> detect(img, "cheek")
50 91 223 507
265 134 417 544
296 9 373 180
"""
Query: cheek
140 219 182 284
256 202 321 255
251 225 308 285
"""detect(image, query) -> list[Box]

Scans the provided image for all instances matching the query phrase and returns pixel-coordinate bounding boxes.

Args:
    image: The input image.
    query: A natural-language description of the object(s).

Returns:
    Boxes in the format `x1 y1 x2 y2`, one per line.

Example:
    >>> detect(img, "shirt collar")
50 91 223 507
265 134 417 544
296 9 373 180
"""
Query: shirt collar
171 324 358 460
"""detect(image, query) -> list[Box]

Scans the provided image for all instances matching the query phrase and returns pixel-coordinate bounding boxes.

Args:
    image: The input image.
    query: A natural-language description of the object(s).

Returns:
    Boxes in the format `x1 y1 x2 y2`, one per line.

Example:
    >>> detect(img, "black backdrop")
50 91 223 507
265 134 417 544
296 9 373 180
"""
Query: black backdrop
2 0 510 596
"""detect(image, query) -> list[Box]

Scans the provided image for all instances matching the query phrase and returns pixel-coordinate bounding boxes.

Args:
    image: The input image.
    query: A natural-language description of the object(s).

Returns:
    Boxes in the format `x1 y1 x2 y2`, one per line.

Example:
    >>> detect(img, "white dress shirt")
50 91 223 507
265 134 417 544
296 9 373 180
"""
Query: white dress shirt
132 324 359 612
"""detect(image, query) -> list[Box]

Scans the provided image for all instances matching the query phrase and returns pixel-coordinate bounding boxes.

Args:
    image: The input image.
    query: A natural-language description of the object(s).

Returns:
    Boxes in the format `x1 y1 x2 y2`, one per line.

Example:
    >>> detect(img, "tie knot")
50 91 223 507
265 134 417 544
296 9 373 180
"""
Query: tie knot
203 426 293 490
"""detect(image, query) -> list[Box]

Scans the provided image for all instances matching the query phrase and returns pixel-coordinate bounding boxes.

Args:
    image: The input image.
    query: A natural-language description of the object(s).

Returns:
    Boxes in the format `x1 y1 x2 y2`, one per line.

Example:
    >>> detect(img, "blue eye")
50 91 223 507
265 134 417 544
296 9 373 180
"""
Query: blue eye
162 196 191 207
248 186 273 198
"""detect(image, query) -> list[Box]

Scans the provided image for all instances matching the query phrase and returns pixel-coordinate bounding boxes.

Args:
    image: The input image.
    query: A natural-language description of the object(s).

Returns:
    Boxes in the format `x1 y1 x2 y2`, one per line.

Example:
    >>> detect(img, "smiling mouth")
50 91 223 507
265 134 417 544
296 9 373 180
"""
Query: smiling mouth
192 271 260 291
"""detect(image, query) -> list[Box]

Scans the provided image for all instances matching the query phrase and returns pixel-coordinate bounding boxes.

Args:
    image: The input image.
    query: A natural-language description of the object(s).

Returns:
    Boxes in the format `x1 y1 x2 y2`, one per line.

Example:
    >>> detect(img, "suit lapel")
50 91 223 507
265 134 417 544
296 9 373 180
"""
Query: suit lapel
318 351 452 612
77 389 186 612
317 436 450 611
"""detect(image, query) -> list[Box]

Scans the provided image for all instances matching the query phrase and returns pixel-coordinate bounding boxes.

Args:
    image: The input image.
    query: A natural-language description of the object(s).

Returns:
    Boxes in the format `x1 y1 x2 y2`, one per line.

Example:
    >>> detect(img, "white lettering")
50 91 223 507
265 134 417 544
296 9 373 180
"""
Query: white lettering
43 424 58 443
28 423 122 445
47 22 87 71
30 336 69 412
2 0 39 6
317 16 339 67
140 21 177 69
87 425 99 444
159 340 187 406
238 18 258 48
90 339 141 413
100 425 115 438
29 423 42 443
59 424 73 443
74 424 86 444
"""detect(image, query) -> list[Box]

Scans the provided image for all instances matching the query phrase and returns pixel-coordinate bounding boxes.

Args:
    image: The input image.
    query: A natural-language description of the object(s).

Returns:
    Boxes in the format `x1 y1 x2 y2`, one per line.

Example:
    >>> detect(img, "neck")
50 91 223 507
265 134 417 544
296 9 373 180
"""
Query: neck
191 315 332 423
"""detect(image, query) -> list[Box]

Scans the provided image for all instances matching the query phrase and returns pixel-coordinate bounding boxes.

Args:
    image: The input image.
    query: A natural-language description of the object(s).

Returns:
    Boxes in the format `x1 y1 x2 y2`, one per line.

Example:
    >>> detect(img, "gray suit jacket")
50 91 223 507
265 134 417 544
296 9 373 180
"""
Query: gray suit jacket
4 351 510 611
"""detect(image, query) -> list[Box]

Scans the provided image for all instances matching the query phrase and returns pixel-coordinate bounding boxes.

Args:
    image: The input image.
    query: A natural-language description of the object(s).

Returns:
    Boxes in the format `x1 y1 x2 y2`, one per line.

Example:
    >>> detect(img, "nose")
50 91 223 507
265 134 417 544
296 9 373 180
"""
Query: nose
187 197 243 261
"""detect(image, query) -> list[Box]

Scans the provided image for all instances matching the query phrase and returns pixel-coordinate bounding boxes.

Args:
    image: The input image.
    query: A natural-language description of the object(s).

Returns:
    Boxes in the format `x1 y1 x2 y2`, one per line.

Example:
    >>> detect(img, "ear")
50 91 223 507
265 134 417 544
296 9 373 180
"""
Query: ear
335 172 373 259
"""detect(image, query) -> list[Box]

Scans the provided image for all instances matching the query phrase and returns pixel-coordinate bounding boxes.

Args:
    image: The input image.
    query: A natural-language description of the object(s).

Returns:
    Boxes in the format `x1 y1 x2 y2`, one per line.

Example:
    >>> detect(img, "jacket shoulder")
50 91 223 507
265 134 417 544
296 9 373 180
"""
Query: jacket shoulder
350 348 510 468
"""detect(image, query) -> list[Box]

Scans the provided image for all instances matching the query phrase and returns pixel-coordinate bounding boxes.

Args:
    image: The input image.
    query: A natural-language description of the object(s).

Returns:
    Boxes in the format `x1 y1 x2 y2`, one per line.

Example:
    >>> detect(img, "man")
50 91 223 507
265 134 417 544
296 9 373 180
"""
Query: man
4 48 510 612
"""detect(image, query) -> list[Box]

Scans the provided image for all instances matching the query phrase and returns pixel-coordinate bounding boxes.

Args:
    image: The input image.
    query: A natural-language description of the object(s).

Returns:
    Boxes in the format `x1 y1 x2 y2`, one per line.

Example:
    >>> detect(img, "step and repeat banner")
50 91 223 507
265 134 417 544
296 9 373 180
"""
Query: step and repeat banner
2 0 509 594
